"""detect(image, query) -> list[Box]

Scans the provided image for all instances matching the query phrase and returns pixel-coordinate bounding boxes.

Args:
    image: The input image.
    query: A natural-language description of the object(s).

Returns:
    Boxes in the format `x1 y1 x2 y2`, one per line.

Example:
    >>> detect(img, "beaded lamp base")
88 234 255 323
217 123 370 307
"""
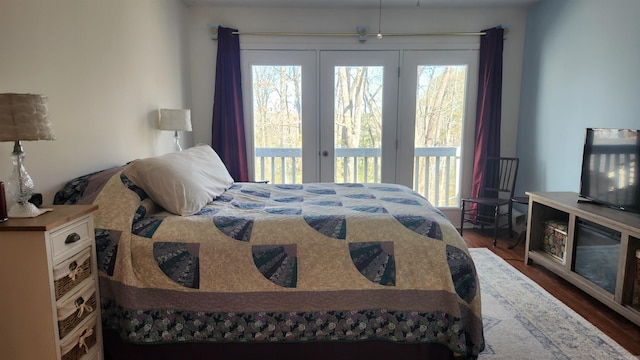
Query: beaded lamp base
8 201 48 218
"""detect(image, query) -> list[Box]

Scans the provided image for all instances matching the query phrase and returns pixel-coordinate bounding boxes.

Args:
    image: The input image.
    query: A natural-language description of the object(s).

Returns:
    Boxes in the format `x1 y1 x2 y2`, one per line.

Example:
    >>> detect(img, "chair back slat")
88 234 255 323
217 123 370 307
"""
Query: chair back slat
482 157 519 199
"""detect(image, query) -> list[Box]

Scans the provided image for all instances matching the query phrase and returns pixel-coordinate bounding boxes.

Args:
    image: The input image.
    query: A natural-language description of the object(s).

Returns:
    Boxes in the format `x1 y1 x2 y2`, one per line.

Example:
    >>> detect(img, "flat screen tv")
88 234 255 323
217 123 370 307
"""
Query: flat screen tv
579 128 640 213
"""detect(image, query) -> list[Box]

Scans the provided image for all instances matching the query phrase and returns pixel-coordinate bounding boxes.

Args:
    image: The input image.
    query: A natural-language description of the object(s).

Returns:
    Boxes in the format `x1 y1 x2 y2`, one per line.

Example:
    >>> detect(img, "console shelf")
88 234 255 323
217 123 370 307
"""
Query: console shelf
525 191 640 326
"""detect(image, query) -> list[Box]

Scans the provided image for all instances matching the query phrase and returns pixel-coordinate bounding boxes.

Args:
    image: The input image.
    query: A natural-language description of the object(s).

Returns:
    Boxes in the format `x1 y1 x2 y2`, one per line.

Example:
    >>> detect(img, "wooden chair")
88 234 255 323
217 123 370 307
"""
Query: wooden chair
460 157 519 246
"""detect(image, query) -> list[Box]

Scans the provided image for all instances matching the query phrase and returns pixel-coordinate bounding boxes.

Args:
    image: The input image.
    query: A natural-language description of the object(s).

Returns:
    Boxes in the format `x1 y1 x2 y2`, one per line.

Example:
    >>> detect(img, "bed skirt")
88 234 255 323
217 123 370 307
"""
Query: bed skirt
103 330 456 360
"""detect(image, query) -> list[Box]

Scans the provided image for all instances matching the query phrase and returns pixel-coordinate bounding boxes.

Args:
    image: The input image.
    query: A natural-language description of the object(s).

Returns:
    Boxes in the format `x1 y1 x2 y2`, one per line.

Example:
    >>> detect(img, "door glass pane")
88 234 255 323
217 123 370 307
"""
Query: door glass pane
413 65 466 206
334 66 383 183
252 65 302 184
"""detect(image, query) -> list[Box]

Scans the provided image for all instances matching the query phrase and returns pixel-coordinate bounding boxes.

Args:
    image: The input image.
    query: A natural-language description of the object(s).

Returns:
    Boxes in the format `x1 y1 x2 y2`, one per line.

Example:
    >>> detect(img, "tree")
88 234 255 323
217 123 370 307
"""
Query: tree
334 66 383 182
252 65 303 183
414 65 466 204
250 63 466 200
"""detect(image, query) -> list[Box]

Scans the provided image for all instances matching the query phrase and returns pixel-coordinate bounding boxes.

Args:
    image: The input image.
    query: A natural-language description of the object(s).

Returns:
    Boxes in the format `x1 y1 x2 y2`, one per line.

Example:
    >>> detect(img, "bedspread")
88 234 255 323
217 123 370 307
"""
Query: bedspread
56 167 484 359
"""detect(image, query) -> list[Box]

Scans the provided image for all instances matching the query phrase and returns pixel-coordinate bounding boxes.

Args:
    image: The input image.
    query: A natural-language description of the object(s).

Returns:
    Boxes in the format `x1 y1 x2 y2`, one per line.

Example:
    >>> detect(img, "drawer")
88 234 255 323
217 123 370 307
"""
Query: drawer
82 349 101 360
60 314 98 360
53 247 93 300
51 218 91 262
57 281 97 339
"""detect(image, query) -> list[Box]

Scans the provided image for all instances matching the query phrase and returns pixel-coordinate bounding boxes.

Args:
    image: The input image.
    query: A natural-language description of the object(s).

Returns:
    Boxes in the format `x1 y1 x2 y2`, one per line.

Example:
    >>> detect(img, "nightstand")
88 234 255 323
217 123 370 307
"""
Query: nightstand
0 205 103 360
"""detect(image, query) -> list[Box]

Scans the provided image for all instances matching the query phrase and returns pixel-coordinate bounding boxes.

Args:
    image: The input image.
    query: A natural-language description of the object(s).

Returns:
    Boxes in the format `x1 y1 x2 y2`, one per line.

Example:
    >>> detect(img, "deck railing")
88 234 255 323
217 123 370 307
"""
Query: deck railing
255 147 460 207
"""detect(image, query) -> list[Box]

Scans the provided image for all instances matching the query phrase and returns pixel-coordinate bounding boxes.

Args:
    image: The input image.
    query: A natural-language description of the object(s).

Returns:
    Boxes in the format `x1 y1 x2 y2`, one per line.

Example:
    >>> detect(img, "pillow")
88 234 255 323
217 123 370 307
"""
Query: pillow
123 144 234 216
54 165 126 205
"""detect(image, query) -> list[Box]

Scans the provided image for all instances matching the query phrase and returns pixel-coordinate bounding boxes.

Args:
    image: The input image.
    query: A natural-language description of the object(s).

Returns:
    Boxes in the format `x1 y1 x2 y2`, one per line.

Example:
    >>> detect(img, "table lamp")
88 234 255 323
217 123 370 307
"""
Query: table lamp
159 109 192 151
0 93 56 218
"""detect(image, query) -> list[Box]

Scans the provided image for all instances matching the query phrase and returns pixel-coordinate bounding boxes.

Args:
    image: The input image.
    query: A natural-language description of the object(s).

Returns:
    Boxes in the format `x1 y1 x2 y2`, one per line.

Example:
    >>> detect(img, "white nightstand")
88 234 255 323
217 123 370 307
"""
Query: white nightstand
0 205 103 360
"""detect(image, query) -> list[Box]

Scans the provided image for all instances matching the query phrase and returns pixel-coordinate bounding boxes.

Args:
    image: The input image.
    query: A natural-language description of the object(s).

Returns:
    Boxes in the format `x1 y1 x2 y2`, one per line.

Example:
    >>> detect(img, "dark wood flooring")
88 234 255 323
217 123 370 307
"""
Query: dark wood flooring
462 229 640 355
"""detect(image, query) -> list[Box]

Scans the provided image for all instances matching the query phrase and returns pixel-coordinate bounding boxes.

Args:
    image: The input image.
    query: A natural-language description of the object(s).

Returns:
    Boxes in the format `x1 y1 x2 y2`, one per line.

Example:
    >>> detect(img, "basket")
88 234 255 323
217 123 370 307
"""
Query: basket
57 281 97 339
60 316 97 360
543 220 568 263
54 248 92 300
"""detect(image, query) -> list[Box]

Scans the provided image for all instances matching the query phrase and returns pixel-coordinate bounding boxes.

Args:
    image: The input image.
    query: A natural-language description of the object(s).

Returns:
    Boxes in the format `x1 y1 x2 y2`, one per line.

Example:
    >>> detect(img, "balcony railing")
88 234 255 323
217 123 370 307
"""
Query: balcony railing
255 147 460 207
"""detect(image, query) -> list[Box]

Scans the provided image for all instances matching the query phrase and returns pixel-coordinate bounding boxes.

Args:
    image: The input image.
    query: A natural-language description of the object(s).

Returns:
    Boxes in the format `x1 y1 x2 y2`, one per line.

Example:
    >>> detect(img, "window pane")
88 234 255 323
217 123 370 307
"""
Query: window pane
413 65 466 206
252 65 302 184
334 66 383 183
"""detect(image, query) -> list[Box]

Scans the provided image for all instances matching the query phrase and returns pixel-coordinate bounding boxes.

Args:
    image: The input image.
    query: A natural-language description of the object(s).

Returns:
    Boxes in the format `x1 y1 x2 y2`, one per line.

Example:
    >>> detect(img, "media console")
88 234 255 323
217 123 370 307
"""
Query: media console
524 191 640 326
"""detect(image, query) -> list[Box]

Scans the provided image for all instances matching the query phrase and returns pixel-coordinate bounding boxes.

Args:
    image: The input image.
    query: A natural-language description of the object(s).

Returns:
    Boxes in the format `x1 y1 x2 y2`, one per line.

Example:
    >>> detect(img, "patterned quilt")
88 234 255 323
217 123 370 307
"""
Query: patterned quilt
54 167 484 359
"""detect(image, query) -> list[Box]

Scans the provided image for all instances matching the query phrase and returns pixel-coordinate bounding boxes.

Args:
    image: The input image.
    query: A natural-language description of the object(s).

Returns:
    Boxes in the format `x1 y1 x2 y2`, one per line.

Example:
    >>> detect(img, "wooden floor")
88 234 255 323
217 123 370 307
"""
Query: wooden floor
462 229 640 355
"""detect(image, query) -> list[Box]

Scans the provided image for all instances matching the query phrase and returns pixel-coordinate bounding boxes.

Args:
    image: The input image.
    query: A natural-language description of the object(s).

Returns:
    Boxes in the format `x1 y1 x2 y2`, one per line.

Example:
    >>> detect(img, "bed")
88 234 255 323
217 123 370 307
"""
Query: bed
53 145 484 360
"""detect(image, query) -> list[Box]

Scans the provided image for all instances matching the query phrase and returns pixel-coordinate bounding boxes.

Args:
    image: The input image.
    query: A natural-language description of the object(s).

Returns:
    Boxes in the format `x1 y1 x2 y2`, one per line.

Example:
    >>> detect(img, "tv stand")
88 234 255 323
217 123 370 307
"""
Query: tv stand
525 191 640 326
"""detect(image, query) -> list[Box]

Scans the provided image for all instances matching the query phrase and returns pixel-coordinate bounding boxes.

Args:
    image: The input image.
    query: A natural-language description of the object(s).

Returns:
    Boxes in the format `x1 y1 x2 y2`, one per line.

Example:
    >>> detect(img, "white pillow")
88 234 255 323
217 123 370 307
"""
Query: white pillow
123 144 234 216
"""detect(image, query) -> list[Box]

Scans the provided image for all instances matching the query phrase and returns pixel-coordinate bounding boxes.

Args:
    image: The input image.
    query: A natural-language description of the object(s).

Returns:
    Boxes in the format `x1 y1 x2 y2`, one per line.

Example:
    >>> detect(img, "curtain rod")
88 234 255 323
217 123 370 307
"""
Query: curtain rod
229 31 487 37
207 24 508 40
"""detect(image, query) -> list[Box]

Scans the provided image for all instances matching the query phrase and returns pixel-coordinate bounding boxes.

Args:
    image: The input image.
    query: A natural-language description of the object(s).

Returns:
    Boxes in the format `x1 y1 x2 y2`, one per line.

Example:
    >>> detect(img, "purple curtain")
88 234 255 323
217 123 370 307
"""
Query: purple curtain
212 26 249 182
471 27 504 199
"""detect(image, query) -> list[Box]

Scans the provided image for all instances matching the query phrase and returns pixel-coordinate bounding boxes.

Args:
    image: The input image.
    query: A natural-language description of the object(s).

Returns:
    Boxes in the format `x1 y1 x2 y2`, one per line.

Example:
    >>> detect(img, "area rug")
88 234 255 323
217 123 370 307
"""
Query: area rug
470 248 636 360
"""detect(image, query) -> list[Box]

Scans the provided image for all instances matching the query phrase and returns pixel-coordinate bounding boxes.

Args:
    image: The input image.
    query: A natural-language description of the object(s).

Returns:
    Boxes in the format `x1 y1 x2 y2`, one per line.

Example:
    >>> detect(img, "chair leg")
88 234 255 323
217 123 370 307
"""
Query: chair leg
493 205 499 247
508 202 514 239
459 202 465 235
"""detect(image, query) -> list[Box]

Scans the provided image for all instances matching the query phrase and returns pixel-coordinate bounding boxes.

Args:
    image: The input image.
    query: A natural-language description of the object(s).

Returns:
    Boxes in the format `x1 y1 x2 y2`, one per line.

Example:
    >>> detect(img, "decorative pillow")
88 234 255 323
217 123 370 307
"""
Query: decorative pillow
54 165 127 205
123 144 234 216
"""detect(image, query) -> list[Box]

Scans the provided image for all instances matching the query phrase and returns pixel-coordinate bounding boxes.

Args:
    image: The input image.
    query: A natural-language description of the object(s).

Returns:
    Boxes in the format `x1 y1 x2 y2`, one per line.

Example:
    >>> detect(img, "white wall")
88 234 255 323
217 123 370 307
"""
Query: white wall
0 0 191 205
186 5 528 163
516 0 640 195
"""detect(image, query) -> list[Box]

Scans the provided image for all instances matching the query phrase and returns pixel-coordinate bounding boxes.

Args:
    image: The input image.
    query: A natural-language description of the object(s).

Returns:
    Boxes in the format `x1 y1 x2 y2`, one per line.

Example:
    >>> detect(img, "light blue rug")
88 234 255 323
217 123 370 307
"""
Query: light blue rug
470 248 636 360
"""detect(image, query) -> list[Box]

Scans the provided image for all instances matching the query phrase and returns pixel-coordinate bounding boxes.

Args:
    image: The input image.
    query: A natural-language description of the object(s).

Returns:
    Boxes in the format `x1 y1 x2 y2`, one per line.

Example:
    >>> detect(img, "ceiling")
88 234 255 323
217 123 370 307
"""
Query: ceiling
181 0 539 9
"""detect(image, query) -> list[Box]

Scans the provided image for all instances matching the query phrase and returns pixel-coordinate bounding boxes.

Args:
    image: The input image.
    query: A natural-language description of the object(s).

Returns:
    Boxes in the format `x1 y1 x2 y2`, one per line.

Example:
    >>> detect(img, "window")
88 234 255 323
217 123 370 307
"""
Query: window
242 47 478 222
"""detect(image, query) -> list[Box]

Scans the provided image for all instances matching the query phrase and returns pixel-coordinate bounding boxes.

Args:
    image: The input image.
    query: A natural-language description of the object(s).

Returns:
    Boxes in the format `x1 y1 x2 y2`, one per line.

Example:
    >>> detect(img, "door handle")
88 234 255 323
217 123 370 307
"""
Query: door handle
322 150 329 157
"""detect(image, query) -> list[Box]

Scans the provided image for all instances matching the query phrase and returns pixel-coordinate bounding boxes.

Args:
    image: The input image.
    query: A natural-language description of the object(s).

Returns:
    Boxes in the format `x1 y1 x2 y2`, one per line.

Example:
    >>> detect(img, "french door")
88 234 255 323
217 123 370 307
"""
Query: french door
319 51 399 183
241 48 478 219
398 50 478 222
241 50 318 183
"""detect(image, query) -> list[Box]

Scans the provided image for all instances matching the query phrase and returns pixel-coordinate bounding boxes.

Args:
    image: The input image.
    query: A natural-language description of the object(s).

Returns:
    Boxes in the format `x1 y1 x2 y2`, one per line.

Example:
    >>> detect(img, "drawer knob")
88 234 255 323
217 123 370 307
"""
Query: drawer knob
68 261 83 280
75 296 93 317
78 327 95 354
65 233 81 244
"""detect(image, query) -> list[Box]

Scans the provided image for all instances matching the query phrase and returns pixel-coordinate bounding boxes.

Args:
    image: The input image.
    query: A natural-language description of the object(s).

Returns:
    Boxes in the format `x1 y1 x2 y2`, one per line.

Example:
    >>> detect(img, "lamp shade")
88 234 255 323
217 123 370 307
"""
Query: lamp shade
159 109 192 131
0 94 56 141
